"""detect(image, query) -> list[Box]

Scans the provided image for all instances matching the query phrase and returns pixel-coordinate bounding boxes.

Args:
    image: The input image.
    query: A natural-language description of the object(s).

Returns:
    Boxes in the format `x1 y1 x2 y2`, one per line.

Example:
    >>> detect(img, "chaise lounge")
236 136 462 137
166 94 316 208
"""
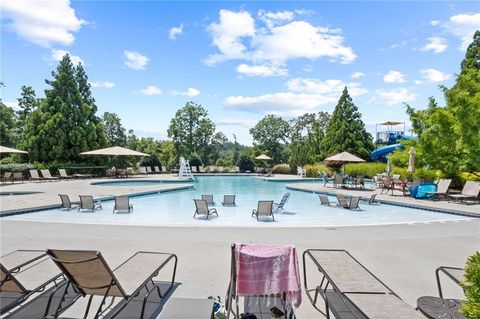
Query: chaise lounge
303 249 424 318
193 199 218 220
113 195 134 213
449 180 480 204
46 249 177 318
251 200 275 221
78 195 102 212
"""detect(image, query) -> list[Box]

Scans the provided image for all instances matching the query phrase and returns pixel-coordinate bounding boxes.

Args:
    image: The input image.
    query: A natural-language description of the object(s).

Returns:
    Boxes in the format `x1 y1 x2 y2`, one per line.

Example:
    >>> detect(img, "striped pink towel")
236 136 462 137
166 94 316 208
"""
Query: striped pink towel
234 243 302 308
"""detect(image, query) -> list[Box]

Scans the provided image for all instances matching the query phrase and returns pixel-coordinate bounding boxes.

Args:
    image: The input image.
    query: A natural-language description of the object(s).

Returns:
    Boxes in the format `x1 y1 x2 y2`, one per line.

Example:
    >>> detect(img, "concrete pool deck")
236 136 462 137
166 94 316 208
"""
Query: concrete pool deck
1 219 477 318
0 174 478 317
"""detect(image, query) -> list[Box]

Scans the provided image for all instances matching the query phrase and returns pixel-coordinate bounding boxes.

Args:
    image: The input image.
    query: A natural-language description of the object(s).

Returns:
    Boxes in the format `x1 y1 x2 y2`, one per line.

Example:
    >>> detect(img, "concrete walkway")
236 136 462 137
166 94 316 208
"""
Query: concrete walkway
287 183 480 217
0 176 193 215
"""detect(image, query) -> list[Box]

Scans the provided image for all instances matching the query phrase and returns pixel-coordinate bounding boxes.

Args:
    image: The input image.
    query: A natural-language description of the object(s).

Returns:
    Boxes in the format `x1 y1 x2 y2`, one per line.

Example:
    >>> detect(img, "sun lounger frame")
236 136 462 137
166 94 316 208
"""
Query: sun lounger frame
302 249 416 319
0 250 65 315
46 250 177 319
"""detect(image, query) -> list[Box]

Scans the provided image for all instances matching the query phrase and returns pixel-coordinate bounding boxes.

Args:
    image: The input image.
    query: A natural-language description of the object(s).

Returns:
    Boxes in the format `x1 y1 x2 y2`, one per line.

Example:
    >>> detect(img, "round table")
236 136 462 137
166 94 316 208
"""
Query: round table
417 296 464 319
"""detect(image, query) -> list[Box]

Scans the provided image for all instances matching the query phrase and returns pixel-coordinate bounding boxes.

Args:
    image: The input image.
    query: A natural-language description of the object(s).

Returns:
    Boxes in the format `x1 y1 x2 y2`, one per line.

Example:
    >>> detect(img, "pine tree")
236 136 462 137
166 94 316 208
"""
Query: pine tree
23 54 106 162
322 87 374 159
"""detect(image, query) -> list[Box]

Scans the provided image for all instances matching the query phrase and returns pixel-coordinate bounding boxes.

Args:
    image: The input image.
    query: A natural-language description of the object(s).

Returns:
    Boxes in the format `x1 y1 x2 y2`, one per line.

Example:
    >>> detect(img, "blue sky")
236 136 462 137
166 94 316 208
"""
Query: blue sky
1 1 479 145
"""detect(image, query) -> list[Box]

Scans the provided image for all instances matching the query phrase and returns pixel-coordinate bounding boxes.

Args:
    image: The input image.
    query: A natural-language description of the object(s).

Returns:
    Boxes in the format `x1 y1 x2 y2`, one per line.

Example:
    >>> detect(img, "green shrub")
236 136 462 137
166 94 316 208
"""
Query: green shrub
304 164 333 178
0 163 34 174
344 163 387 177
412 168 442 182
460 172 480 182
462 252 480 319
272 164 291 174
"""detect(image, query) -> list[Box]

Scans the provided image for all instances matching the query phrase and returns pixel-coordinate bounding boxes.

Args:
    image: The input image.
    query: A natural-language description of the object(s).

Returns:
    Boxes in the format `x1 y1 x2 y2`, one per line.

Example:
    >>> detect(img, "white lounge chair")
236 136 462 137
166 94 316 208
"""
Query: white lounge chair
449 181 480 204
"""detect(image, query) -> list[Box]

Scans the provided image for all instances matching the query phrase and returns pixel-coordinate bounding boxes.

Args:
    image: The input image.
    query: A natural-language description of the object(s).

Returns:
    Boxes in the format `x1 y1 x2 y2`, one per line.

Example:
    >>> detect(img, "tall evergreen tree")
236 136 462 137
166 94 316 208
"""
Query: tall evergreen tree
22 54 106 162
322 87 374 160
443 30 480 174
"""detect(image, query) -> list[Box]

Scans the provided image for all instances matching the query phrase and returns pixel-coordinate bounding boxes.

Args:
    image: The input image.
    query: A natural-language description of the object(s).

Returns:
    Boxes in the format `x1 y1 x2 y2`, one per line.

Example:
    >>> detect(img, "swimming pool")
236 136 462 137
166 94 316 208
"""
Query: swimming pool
5 176 472 227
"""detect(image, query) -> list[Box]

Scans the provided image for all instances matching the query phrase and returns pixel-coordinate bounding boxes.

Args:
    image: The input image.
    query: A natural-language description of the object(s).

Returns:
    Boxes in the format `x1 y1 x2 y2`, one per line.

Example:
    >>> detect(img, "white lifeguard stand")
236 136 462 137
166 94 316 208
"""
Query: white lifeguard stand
179 157 194 180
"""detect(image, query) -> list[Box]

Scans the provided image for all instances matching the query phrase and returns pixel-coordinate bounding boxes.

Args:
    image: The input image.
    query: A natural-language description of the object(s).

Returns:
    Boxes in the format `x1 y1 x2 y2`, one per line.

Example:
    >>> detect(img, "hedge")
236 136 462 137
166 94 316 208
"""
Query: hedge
272 164 291 174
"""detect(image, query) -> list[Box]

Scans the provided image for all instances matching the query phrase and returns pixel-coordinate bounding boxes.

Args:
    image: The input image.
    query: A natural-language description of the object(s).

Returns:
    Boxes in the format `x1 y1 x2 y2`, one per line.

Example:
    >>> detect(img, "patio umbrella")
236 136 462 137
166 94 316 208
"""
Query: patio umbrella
255 154 272 161
324 151 365 175
80 146 150 157
407 147 416 174
0 145 28 154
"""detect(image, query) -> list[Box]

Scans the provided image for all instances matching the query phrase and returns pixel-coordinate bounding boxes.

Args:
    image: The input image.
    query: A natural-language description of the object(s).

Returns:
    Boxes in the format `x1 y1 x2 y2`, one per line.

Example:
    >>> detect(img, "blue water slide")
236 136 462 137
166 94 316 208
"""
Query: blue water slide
370 143 405 162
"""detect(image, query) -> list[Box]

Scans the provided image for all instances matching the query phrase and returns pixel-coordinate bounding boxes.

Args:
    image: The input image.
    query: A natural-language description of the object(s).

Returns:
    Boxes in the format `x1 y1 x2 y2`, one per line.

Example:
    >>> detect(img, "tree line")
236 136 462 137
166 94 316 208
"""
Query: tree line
1 31 479 181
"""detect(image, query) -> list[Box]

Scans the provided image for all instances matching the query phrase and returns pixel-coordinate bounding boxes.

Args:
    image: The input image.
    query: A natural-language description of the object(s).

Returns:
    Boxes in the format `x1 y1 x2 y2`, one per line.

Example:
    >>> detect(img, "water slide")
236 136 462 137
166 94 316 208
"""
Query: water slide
370 144 405 162
370 134 413 162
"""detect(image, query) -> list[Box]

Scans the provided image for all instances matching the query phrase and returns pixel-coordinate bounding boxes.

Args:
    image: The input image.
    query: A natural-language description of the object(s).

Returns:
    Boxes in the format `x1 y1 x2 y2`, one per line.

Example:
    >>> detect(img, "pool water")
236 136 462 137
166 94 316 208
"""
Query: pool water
5 176 471 227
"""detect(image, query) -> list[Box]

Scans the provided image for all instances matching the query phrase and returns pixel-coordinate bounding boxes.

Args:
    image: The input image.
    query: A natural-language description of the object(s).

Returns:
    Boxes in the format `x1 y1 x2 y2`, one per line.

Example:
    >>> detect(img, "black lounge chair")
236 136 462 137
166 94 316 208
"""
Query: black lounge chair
0 250 65 315
78 195 102 212
251 200 274 221
193 199 218 220
303 249 424 319
46 249 177 319
416 266 465 318
58 194 79 211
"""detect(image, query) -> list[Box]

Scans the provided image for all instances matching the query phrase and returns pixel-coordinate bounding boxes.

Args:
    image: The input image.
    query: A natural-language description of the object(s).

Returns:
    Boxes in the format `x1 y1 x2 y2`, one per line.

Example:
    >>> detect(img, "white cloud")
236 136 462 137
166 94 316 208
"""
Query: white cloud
370 87 416 106
258 10 294 29
124 51 149 70
383 70 406 83
236 64 288 77
90 81 115 88
48 49 84 65
140 85 162 96
420 37 448 54
420 68 450 82
205 9 356 74
351 72 364 79
224 77 367 116
286 78 368 97
0 0 85 47
168 23 183 40
224 92 331 116
205 9 256 65
430 20 440 26
251 21 356 65
5 101 20 111
444 12 480 50
172 87 200 97
414 80 423 85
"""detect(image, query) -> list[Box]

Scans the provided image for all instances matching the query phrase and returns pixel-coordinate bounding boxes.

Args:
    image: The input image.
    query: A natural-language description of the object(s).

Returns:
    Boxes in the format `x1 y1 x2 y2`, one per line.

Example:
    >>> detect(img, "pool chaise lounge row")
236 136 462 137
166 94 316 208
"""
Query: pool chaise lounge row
2 246 458 318
59 194 134 213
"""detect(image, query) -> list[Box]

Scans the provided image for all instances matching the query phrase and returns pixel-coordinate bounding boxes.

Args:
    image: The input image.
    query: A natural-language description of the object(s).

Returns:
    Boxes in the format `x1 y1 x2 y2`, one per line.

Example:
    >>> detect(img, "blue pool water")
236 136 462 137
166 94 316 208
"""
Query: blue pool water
5 176 471 227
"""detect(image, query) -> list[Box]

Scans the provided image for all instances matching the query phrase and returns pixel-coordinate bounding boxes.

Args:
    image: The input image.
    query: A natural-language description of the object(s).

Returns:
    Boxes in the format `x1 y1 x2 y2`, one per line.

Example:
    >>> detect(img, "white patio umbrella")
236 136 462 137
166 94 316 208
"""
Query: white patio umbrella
407 147 416 174
0 145 28 154
80 146 150 157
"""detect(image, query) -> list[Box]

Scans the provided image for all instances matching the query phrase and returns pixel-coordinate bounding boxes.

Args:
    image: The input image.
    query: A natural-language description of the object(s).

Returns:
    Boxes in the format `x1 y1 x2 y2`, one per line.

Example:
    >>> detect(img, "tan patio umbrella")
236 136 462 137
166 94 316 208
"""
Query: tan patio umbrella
80 146 150 157
324 151 365 174
0 145 28 154
407 147 416 174
386 155 392 175
255 154 272 161
324 151 365 163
